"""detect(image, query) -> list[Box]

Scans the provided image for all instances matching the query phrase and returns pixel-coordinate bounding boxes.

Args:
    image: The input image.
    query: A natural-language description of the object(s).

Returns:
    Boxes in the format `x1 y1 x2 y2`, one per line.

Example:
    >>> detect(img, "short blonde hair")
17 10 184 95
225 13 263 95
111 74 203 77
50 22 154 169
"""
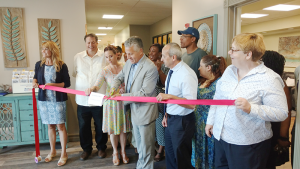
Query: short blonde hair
232 33 265 61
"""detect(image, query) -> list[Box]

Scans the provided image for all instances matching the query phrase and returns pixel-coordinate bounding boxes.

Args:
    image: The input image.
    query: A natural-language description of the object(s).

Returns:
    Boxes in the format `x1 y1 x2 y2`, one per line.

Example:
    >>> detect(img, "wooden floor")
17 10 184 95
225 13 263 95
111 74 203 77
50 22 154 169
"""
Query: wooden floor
0 141 166 169
0 117 295 169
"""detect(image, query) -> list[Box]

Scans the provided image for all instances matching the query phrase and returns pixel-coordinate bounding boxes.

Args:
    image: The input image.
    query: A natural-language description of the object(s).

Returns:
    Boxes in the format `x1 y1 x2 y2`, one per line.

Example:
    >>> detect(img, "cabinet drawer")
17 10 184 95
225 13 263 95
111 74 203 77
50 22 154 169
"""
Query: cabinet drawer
21 130 42 142
21 120 42 132
19 100 38 110
20 110 40 121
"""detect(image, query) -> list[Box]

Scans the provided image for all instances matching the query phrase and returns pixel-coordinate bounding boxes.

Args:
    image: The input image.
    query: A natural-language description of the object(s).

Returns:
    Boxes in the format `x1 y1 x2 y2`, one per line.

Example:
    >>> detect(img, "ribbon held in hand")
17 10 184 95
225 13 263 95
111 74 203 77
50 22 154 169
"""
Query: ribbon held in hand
38 85 235 106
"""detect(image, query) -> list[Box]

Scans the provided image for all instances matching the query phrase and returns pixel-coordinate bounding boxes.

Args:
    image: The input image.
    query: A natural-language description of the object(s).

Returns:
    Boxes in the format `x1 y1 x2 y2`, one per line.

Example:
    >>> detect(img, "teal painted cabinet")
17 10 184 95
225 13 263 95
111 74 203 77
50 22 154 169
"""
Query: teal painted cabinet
0 93 63 148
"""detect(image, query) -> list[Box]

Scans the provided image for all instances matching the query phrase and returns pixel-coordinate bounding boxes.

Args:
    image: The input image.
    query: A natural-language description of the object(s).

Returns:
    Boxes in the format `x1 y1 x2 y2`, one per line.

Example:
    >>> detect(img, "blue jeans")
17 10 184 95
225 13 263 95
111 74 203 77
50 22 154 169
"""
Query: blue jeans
77 105 108 152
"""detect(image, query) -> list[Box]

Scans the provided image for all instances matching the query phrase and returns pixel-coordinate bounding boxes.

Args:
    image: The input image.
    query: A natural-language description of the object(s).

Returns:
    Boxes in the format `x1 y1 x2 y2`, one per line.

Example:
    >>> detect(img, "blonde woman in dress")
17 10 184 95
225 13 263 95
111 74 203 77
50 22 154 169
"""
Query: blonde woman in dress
85 45 131 166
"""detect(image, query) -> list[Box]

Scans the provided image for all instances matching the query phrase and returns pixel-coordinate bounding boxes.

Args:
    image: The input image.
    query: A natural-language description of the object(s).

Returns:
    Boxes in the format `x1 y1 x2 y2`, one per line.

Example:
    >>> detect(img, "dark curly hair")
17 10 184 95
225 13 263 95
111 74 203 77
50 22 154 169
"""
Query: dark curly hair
149 43 163 52
261 50 286 76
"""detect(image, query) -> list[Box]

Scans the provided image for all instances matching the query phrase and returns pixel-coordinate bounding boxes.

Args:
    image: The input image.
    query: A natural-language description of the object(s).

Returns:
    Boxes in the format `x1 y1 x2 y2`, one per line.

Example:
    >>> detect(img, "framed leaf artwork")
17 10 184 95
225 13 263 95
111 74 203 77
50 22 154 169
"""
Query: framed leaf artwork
0 7 27 67
38 19 62 60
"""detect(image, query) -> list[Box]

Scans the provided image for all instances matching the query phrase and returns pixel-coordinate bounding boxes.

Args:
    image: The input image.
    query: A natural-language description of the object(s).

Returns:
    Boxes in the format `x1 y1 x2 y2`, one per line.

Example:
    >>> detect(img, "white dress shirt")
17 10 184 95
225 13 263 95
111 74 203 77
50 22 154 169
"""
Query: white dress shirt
73 49 107 106
166 61 198 116
207 62 288 145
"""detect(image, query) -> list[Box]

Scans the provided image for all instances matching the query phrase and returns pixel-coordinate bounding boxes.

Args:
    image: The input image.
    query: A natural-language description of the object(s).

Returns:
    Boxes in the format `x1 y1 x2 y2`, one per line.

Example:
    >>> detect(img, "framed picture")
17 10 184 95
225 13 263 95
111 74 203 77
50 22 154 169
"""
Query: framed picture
168 33 172 43
163 35 167 45
192 14 218 55
152 31 172 45
153 37 158 44
279 36 300 68
158 36 162 45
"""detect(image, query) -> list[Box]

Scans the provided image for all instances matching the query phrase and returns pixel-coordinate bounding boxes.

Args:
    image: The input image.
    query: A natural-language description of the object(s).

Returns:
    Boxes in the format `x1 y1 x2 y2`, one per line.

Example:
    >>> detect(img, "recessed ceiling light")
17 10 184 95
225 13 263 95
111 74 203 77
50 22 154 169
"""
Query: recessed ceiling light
103 15 124 19
241 13 269 18
96 33 107 36
98 40 101 41
263 4 300 11
98 27 112 29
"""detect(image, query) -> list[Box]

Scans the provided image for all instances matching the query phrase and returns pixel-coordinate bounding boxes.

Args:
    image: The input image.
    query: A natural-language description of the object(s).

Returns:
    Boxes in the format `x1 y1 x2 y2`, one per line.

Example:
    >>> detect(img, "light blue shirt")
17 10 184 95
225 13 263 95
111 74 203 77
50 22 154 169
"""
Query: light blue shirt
166 61 198 116
207 62 288 145
126 55 144 93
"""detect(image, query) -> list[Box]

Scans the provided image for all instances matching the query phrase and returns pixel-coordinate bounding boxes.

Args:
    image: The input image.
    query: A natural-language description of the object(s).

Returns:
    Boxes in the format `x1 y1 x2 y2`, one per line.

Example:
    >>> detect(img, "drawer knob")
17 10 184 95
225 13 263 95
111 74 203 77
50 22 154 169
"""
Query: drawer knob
30 125 33 127
31 135 34 137
29 114 33 116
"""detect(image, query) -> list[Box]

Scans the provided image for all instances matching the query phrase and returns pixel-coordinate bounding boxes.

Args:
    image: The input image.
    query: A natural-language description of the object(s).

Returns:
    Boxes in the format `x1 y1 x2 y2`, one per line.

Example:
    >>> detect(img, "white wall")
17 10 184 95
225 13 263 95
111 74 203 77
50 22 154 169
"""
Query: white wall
0 0 86 139
114 16 172 52
172 0 225 56
114 25 130 47
242 14 300 33
130 25 150 52
150 15 172 44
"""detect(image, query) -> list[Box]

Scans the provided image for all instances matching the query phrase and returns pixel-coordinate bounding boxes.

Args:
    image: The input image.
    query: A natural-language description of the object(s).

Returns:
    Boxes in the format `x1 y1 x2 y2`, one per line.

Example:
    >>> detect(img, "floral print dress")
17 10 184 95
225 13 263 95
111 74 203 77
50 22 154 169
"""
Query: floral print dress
191 77 220 169
94 66 131 135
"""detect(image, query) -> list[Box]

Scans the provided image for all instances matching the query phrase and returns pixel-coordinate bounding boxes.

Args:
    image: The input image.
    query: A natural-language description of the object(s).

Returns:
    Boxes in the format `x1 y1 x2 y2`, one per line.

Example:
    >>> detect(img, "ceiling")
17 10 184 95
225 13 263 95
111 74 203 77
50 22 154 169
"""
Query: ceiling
85 0 172 46
241 0 300 26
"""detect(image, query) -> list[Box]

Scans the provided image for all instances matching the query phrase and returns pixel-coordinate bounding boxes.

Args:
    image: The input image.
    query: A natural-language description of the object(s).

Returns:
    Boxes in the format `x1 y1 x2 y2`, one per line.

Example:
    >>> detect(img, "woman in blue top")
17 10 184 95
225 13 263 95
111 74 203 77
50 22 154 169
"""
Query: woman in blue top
191 55 226 169
33 41 70 166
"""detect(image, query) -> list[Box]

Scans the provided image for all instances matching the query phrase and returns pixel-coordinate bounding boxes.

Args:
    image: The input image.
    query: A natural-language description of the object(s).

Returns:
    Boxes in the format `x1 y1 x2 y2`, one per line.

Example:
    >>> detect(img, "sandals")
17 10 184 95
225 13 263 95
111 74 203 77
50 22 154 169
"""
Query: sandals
57 155 68 167
120 152 129 164
45 153 56 163
112 152 120 166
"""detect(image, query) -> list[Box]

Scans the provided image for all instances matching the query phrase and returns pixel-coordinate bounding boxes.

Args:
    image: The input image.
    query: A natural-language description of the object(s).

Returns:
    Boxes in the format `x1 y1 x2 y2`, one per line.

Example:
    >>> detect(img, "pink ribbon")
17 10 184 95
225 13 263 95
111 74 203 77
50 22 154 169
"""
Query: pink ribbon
39 85 235 105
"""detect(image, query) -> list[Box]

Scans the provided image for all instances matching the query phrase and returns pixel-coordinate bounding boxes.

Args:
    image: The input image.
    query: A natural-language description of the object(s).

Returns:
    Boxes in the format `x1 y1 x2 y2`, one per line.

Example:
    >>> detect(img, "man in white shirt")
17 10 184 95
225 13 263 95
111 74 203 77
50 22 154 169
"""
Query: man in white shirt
156 43 198 169
73 33 108 161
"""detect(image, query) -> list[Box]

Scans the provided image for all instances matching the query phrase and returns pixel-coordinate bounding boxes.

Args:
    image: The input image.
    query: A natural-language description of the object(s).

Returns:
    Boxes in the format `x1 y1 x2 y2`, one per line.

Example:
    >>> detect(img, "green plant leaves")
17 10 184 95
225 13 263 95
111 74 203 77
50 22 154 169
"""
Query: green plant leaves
48 21 52 28
7 57 16 61
42 26 48 32
3 24 10 30
17 56 25 60
3 37 9 42
42 35 49 40
2 9 25 63
12 16 17 22
16 52 23 57
12 21 19 26
50 26 55 32
12 37 19 42
6 9 10 17
12 33 19 38
4 15 10 22
13 44 20 49
12 29 19 34
3 42 10 46
41 20 59 47
12 25 19 30
51 35 57 40
3 19 10 25
50 30 56 35
42 32 48 36
2 32 9 38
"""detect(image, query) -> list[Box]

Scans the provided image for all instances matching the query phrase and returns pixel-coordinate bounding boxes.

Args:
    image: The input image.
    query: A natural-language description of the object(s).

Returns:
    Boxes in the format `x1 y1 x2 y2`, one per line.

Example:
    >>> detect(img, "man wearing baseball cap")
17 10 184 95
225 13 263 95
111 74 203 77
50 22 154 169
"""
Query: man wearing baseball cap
178 27 207 79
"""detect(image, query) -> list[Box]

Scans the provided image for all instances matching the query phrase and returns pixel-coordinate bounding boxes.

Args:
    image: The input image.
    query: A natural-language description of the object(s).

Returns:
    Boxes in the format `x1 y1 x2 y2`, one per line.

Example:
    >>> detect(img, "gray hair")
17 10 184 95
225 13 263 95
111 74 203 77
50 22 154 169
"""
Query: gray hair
124 36 143 52
166 43 182 61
